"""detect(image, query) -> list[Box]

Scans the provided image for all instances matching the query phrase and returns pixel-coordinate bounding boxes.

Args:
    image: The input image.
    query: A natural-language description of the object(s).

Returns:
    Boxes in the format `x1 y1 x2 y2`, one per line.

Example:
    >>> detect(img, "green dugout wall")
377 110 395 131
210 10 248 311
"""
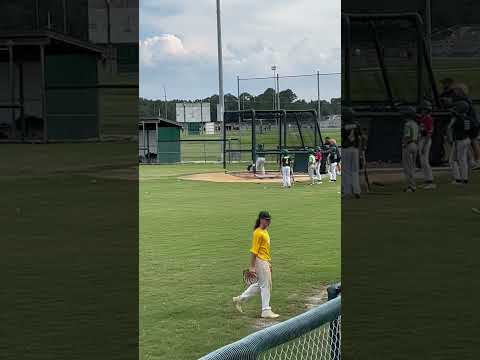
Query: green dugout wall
139 118 182 164
46 54 98 139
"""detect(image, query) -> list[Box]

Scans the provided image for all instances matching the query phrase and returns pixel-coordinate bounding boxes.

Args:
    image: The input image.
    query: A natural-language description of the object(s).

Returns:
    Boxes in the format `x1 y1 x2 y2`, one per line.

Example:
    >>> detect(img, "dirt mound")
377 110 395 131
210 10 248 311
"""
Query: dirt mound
180 172 311 183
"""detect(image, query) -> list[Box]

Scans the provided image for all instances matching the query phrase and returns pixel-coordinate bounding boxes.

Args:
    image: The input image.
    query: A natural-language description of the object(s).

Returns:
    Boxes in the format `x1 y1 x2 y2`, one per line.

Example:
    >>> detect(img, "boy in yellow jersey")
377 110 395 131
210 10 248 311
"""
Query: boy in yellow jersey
232 211 279 319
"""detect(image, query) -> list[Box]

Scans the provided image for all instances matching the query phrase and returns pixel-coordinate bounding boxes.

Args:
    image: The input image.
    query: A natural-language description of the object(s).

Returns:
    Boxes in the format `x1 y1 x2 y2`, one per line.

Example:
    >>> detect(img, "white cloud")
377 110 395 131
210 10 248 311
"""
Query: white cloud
140 0 341 100
140 34 188 67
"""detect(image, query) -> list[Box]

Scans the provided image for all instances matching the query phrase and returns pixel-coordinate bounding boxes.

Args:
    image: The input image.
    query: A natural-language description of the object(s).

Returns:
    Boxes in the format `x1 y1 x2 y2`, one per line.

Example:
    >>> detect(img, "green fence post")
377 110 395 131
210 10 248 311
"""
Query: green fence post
328 283 341 360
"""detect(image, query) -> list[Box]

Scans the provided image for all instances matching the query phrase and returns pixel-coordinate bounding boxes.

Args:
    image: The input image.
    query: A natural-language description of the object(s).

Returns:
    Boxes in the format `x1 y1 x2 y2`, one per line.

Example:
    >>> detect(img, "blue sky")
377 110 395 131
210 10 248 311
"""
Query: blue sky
139 0 341 102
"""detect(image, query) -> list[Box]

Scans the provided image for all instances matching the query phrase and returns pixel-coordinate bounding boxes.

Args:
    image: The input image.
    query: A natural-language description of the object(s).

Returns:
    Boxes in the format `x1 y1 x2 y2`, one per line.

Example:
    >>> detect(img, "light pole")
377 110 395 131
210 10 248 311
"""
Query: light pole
271 65 277 110
216 0 225 168
425 0 432 60
163 85 168 120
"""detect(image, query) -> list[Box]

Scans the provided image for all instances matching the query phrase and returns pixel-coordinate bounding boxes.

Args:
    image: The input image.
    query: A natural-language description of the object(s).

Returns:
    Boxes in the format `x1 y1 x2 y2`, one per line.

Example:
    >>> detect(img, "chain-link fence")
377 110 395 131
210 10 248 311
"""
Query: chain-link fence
199 284 341 360
259 316 341 360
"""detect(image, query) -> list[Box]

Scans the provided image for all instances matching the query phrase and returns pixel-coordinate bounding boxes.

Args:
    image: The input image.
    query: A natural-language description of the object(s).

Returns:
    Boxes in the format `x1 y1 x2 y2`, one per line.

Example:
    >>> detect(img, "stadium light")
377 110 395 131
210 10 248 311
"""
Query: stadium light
271 65 277 110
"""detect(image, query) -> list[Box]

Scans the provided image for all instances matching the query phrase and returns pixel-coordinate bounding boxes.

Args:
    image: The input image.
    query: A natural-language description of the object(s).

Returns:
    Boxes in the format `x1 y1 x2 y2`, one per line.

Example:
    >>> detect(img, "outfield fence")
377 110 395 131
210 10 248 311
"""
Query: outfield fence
149 128 340 165
199 284 341 360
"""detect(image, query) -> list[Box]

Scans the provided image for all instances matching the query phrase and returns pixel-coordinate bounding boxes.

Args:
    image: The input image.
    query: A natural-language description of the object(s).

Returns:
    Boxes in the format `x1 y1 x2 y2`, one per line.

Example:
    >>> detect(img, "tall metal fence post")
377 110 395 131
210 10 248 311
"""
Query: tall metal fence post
328 283 341 360
204 140 207 164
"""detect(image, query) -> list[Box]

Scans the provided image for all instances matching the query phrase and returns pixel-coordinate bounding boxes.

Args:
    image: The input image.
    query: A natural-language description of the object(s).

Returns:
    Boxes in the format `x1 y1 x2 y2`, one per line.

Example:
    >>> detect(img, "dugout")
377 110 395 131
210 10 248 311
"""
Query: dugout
139 117 182 164
0 31 104 142
223 109 323 172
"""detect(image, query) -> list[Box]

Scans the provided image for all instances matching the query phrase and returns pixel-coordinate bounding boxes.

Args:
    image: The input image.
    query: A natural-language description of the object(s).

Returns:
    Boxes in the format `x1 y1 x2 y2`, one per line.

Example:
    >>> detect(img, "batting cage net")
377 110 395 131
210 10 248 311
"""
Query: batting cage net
199 285 341 360
223 110 323 174
343 13 432 106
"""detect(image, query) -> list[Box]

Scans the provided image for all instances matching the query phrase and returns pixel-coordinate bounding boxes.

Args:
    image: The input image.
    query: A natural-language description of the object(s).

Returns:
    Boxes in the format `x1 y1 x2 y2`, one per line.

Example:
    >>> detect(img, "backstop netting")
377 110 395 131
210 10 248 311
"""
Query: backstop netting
223 110 323 174
199 286 341 360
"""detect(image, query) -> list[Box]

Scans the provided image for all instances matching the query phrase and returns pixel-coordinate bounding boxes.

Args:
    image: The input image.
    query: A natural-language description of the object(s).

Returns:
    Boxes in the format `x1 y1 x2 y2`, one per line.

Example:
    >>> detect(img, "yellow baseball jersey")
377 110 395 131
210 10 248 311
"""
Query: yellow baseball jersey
250 228 271 261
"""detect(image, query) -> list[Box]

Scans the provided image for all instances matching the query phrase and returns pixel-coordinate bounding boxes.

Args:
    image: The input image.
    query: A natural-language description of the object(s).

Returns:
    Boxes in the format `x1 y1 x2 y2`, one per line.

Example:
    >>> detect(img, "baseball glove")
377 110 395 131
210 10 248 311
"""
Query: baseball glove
243 269 257 286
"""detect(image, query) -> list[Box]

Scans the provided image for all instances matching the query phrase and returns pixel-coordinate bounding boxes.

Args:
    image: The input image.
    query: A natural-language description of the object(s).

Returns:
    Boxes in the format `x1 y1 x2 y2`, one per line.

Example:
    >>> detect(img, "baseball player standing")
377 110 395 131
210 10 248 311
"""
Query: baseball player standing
328 140 340 183
232 211 279 319
417 101 436 189
402 107 420 192
341 108 362 198
308 149 317 185
280 149 292 188
255 144 266 176
314 146 323 183
448 100 473 185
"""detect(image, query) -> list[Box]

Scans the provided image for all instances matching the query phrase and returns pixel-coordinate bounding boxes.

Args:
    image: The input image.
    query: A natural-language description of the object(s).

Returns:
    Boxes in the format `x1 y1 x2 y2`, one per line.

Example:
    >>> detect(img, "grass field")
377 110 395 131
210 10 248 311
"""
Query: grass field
139 164 341 360
343 171 480 359
2 143 138 359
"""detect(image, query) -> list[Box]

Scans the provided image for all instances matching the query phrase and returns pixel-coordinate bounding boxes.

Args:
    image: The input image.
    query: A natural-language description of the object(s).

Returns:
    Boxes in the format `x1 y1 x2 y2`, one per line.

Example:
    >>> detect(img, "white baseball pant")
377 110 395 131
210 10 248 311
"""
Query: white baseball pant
449 143 460 181
256 157 266 175
418 136 434 182
456 138 471 181
315 161 322 181
329 162 337 181
341 147 361 195
238 258 272 311
308 165 316 183
402 142 418 190
281 166 291 187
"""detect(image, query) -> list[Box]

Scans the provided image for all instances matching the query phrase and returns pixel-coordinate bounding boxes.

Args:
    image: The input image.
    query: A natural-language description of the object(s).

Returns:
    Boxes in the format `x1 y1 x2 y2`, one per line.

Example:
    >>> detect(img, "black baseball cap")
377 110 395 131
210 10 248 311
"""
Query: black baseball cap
259 211 271 220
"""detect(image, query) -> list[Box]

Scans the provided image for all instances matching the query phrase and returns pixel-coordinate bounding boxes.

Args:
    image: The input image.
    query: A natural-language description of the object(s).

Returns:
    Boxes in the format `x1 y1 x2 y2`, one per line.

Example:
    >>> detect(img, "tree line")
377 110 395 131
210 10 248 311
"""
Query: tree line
140 88 340 122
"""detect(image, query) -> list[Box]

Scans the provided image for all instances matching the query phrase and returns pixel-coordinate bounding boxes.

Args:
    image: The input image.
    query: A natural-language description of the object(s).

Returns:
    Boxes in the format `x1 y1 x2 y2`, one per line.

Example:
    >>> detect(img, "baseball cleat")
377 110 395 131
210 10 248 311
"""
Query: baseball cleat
232 297 244 313
261 310 280 319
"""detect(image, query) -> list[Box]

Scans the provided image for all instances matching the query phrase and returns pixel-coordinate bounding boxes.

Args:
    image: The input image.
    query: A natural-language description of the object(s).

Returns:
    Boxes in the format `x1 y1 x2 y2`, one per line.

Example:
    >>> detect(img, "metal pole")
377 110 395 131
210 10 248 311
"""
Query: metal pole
105 0 111 44
416 18 424 104
9 44 16 140
19 61 25 140
276 73 280 110
40 45 47 142
223 113 227 169
252 112 256 164
156 121 159 163
272 66 277 110
63 0 68 33
216 0 226 168
35 0 40 30
163 85 168 120
425 0 432 60
317 71 321 123
237 76 241 111
142 122 146 159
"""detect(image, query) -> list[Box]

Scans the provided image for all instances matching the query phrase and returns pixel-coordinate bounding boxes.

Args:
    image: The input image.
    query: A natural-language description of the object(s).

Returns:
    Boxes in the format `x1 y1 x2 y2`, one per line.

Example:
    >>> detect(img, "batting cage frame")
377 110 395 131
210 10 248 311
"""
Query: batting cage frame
222 109 323 173
199 284 341 360
342 12 454 165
